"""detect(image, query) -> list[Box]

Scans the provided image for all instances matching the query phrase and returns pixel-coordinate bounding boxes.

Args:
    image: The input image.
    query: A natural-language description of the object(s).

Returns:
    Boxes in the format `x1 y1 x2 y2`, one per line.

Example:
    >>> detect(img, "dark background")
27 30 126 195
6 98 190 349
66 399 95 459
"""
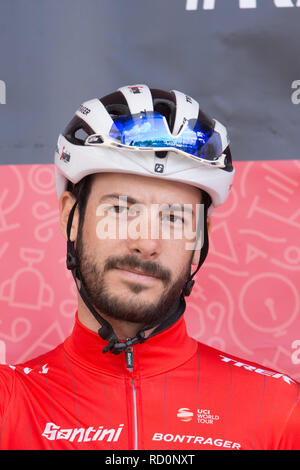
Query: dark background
0 0 299 165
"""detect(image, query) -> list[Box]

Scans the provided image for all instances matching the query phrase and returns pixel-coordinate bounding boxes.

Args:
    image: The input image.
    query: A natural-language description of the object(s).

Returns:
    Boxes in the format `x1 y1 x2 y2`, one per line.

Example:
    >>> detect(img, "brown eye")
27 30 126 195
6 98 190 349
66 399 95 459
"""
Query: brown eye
162 213 184 224
108 205 128 214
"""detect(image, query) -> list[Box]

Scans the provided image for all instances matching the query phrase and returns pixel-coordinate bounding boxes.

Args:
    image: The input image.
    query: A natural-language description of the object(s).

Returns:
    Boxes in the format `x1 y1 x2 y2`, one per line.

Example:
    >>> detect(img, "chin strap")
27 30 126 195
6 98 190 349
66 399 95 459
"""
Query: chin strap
66 198 209 355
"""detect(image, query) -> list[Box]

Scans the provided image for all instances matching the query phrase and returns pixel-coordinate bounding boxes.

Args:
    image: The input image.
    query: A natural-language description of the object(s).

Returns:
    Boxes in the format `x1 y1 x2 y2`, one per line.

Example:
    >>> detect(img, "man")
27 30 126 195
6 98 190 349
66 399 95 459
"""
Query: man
0 85 299 450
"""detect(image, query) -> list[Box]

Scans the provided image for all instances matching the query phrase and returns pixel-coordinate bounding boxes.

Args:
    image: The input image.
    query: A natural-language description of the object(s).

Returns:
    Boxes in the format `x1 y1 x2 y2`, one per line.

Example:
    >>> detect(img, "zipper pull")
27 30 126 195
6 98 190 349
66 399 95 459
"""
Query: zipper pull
125 346 134 371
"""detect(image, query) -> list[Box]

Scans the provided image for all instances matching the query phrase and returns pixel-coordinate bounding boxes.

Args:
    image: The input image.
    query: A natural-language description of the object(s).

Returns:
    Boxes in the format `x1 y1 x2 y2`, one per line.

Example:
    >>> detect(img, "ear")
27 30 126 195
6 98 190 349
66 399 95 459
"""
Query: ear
191 216 211 266
59 191 79 242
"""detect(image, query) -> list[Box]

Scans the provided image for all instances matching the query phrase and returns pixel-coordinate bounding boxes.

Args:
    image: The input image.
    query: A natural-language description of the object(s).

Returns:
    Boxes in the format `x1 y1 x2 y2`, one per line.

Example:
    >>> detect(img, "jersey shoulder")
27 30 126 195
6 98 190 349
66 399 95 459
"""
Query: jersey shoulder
0 342 66 414
0 341 66 386
195 341 300 449
0 363 16 419
196 340 298 387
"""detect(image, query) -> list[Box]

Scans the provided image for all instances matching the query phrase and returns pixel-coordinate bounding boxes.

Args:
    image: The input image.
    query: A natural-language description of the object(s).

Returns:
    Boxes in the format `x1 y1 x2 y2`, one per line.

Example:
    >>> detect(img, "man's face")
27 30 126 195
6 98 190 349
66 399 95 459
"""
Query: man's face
74 172 203 327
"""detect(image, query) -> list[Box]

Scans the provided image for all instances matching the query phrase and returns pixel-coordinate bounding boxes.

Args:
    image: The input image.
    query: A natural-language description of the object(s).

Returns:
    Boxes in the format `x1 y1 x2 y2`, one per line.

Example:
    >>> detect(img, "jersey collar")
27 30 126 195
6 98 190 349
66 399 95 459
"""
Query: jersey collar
64 311 198 377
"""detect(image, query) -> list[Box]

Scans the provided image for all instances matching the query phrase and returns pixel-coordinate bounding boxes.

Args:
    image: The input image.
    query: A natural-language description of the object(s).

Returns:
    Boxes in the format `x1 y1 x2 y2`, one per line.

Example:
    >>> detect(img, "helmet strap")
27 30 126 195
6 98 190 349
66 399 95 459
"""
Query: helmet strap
182 193 210 297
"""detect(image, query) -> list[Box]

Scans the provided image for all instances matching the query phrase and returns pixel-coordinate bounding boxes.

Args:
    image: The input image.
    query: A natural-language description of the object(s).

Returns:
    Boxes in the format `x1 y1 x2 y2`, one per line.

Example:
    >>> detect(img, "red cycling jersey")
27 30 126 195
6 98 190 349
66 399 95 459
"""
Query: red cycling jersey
0 313 299 450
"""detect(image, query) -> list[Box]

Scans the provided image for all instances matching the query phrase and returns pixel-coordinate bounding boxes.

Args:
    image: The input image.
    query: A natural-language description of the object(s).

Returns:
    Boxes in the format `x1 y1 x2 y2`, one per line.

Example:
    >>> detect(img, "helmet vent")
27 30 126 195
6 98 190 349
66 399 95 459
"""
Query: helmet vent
75 127 89 142
63 115 95 145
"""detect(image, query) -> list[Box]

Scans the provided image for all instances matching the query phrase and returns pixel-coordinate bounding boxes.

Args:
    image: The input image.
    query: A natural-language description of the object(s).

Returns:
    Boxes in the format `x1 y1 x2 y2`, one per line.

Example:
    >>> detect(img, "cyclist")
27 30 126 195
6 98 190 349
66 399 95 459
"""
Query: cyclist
0 84 299 450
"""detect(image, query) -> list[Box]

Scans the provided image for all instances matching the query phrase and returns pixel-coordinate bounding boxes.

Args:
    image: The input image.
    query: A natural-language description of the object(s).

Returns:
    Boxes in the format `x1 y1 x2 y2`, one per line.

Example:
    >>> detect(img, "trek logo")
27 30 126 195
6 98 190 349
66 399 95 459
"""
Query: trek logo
219 355 295 384
185 0 300 10
42 422 124 443
9 363 49 375
0 80 6 104
128 86 144 94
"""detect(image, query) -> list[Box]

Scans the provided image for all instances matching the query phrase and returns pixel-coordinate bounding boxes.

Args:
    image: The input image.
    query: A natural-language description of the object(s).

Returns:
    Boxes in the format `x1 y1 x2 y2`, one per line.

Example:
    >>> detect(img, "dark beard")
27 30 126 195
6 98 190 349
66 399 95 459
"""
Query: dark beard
76 235 190 326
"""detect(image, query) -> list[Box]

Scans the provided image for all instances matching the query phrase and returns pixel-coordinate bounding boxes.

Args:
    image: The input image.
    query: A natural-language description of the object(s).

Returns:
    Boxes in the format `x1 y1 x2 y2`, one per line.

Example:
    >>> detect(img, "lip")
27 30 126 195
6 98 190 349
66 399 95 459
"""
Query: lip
115 267 159 283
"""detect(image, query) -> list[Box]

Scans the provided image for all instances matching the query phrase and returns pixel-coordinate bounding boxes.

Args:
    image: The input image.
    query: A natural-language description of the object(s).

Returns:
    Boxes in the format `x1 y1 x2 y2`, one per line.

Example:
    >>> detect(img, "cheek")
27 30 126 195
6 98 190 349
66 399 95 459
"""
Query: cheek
80 212 112 261
161 239 192 275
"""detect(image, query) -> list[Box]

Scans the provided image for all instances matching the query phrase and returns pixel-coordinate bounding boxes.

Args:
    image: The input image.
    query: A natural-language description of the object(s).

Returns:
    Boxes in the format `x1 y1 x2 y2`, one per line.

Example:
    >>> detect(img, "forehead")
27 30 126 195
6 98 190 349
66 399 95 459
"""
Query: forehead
90 172 201 205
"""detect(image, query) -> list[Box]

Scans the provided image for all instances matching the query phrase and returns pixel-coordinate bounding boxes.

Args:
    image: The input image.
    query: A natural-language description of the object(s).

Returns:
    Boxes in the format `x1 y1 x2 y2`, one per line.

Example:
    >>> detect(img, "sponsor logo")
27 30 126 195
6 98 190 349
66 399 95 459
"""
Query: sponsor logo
79 104 91 115
291 80 300 104
177 407 220 424
8 363 49 375
0 80 6 104
152 432 241 449
128 85 144 94
197 408 220 424
219 355 295 384
177 407 194 422
59 146 71 163
154 163 164 173
185 0 300 10
42 422 124 443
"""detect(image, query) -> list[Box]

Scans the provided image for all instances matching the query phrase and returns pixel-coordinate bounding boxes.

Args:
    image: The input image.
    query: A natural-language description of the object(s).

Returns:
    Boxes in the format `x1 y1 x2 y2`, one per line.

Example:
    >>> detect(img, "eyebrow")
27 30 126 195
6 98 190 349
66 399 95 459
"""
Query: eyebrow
99 193 195 214
99 193 139 205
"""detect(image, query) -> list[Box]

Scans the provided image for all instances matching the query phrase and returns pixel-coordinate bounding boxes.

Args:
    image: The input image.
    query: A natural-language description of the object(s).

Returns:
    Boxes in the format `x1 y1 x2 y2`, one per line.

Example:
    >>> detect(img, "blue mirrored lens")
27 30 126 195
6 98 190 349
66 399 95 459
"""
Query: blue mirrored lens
109 112 222 161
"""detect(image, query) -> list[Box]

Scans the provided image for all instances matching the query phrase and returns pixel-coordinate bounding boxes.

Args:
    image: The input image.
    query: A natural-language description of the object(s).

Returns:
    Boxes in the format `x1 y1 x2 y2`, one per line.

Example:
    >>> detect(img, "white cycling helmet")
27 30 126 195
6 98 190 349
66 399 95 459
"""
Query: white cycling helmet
54 84 234 214
54 84 235 354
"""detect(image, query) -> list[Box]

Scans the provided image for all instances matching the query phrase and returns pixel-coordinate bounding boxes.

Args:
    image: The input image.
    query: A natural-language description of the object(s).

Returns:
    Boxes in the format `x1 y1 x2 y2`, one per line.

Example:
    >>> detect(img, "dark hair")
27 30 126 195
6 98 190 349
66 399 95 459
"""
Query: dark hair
66 175 94 234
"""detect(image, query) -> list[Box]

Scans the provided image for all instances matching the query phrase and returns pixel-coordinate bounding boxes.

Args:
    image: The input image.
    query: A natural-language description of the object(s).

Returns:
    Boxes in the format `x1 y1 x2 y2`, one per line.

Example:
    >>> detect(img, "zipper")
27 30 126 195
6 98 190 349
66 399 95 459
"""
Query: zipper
125 346 138 450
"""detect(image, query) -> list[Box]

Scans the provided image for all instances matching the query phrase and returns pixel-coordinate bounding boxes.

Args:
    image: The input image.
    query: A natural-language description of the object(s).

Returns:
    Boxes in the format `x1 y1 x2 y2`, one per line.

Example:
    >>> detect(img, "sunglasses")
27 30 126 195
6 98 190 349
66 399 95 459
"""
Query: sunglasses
85 111 228 168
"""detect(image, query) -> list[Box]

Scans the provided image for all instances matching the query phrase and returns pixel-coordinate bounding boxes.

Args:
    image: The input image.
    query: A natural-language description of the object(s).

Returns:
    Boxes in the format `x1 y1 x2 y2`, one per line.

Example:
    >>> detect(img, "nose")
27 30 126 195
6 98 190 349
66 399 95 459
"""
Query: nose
127 237 161 260
126 208 161 260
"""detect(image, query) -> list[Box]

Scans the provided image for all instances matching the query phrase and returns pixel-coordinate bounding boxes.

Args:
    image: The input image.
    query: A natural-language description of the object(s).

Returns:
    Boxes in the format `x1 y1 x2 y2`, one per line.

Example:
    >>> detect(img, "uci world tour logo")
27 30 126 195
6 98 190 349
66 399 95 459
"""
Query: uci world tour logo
185 0 300 10
177 408 194 422
177 407 220 424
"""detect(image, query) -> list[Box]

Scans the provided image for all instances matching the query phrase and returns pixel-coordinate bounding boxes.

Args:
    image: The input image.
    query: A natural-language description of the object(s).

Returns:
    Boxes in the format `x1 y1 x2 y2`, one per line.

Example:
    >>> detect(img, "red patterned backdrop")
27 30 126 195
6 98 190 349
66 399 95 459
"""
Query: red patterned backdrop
0 160 299 379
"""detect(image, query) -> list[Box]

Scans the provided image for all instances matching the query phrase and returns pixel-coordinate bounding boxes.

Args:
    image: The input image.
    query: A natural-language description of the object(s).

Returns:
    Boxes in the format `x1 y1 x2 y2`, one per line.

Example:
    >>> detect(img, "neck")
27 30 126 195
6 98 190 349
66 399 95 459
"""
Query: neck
77 294 153 340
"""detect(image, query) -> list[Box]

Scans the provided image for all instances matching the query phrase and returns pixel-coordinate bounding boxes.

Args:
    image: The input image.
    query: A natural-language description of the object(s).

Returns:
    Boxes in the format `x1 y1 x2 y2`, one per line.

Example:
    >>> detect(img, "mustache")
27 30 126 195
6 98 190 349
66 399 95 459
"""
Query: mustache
104 255 171 284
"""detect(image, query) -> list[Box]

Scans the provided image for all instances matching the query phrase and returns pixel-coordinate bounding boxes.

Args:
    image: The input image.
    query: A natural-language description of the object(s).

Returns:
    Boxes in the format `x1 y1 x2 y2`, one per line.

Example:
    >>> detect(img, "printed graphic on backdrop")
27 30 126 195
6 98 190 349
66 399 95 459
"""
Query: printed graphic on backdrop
0 161 299 380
